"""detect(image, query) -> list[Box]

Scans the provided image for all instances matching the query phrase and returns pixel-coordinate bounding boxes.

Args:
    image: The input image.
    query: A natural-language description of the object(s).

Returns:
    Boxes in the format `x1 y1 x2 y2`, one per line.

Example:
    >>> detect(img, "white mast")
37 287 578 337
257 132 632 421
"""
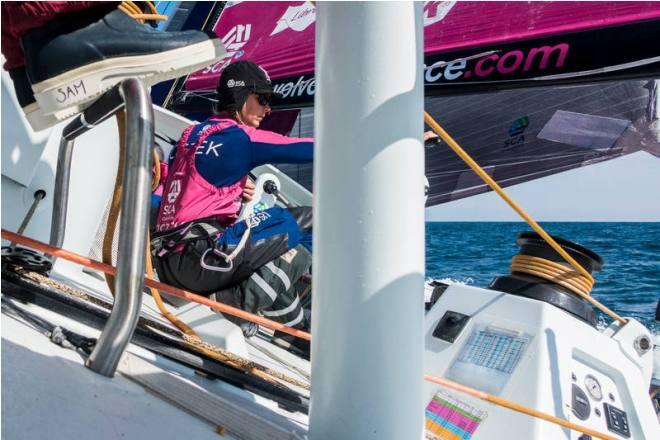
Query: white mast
311 2 425 439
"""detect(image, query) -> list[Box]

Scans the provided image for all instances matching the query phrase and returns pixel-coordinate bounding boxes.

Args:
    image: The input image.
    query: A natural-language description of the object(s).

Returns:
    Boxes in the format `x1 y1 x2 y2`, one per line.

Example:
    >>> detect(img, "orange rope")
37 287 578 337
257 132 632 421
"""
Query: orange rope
4 229 621 437
424 374 616 440
1 229 311 341
103 111 127 295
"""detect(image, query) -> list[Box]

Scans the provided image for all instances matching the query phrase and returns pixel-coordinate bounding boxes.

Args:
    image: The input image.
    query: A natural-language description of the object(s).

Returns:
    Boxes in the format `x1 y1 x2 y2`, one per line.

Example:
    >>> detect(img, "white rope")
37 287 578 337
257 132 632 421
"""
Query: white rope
199 218 252 272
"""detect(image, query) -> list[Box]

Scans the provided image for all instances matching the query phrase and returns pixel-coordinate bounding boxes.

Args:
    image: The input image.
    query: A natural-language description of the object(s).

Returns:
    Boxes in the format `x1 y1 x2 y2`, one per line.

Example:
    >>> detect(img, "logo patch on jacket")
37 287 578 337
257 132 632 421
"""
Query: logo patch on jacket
280 248 298 264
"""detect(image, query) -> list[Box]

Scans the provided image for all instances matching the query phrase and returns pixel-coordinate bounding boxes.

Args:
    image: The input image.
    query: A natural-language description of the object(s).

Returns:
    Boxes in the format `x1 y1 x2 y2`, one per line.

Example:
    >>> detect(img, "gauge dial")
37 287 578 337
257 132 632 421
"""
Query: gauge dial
584 374 603 401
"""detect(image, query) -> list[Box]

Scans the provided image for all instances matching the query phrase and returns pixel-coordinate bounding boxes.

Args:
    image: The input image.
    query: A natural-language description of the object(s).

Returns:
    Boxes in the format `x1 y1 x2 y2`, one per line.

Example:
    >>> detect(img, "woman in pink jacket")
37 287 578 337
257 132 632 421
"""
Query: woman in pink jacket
153 61 313 357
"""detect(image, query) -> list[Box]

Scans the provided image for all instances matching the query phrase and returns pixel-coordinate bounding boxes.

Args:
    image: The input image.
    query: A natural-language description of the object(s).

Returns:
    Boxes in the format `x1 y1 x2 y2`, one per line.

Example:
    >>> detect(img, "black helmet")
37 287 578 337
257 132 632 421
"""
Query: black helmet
215 60 280 113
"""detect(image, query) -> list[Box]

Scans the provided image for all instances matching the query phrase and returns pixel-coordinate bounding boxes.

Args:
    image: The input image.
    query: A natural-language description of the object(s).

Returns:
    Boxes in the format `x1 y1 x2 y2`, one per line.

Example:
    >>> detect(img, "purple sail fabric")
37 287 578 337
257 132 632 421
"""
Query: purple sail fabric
174 2 660 207
182 1 660 96
422 1 660 54
185 1 316 92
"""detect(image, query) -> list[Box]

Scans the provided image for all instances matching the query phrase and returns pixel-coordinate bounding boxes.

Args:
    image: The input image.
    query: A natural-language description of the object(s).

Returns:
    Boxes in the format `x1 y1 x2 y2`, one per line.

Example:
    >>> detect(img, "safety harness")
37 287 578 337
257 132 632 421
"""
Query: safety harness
151 219 223 258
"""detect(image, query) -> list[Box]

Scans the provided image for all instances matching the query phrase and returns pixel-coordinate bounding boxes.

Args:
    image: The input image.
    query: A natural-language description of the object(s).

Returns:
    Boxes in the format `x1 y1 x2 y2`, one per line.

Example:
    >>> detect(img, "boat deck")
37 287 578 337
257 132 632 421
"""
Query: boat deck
2 268 310 440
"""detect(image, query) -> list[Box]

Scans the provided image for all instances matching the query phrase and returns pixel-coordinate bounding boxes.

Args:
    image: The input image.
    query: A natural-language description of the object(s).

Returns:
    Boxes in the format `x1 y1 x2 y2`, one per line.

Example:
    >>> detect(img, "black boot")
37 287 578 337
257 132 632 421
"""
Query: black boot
7 67 58 131
271 330 311 361
271 311 311 360
22 2 224 118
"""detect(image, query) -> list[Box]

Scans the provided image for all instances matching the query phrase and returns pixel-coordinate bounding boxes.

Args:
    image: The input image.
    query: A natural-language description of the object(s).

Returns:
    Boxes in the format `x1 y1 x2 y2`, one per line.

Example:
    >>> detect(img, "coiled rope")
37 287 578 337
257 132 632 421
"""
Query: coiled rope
423 112 625 324
511 254 594 297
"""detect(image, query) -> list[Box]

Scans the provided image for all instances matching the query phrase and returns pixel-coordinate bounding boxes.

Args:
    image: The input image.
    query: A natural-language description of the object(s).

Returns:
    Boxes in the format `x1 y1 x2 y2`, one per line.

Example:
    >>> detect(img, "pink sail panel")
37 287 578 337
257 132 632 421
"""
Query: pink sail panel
185 1 315 92
184 1 660 93
423 1 660 55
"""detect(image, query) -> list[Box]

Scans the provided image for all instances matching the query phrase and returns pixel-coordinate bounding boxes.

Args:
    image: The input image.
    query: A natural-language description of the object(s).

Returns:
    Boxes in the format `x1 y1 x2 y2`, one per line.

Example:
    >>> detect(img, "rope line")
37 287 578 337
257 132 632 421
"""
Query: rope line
511 255 593 294
7 264 309 390
118 1 168 24
102 111 127 295
423 112 626 324
100 110 307 388
424 374 616 440
3 230 620 437
1 229 311 341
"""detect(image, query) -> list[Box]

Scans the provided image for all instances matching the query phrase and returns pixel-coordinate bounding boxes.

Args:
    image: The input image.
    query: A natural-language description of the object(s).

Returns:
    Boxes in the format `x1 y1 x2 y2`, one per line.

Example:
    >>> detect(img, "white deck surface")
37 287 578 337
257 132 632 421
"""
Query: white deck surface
2 311 225 440
1 297 310 440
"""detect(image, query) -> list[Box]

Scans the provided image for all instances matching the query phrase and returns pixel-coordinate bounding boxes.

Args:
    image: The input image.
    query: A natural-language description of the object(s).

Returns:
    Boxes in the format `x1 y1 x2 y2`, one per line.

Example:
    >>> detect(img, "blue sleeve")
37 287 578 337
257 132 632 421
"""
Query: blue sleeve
251 140 313 167
195 125 313 188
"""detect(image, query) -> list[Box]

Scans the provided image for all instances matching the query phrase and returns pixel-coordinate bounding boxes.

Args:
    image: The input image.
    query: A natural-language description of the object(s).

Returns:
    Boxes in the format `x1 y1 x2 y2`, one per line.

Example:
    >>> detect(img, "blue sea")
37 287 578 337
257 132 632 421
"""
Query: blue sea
425 222 660 335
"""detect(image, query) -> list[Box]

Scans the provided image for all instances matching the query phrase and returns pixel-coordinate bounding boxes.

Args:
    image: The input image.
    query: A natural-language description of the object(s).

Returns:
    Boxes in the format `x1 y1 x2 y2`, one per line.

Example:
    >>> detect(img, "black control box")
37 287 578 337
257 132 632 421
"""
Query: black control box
603 402 630 438
432 311 470 343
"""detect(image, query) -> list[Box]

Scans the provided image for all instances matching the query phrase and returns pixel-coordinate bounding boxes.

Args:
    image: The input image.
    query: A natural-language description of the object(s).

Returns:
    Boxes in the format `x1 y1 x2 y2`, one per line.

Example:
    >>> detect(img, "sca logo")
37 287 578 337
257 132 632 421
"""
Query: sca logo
504 116 529 148
271 3 316 36
167 179 181 204
201 24 252 74
423 1 456 26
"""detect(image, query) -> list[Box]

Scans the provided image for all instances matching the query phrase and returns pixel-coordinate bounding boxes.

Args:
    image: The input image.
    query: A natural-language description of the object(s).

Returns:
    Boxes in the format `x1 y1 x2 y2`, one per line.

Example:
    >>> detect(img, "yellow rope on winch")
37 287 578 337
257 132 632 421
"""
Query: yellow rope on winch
511 255 593 296
423 112 626 324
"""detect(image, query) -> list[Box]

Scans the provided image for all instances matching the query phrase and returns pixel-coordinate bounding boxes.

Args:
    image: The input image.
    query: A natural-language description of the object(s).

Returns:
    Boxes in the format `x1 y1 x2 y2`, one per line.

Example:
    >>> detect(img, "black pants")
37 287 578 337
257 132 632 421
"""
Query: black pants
234 244 311 327
154 207 312 326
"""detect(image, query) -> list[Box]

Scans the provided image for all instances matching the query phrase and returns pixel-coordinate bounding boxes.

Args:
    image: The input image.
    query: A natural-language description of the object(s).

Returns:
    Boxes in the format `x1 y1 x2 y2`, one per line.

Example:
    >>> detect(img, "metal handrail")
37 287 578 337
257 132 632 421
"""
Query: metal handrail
51 78 154 377
49 85 124 252
49 137 74 253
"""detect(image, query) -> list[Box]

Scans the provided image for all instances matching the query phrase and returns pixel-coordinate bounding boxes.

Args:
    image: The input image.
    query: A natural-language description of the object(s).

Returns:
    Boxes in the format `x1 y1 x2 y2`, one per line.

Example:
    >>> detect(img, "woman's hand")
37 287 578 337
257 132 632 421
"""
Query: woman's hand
242 179 256 202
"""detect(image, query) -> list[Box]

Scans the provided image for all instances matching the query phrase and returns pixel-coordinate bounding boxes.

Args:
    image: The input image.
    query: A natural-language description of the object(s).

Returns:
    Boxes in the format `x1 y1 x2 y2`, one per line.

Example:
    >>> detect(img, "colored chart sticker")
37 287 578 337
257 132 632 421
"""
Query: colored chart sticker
425 391 488 440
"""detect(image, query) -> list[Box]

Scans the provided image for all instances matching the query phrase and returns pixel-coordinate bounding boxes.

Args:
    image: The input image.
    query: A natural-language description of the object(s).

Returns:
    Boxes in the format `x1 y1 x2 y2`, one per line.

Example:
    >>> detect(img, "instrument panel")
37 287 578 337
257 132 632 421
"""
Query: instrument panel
570 362 631 438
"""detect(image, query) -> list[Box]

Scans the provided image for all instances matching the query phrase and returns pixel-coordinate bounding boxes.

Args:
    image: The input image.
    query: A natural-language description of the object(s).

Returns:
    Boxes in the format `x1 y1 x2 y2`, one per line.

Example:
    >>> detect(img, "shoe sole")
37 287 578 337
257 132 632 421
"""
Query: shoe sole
22 101 62 132
32 39 225 118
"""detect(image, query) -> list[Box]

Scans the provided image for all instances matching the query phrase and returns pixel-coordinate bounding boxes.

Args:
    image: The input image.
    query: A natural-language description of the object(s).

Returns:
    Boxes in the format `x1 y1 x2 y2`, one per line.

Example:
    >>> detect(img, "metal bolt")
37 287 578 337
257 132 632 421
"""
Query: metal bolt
10 189 47 250
634 335 652 355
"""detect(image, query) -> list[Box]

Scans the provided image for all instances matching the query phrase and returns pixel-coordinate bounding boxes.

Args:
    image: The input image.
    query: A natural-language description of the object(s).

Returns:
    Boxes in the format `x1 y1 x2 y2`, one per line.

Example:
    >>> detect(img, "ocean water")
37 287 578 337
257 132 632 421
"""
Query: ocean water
425 222 660 335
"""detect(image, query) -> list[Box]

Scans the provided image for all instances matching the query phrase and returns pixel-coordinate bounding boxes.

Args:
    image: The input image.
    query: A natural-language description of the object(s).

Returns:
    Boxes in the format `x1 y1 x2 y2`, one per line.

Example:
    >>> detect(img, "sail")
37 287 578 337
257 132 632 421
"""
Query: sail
175 1 660 108
266 79 660 205
169 1 660 206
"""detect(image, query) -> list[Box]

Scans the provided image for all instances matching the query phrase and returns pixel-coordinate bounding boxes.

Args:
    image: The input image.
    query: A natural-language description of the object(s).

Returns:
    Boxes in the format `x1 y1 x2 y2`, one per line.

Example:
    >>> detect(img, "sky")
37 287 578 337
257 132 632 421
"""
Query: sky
425 151 660 222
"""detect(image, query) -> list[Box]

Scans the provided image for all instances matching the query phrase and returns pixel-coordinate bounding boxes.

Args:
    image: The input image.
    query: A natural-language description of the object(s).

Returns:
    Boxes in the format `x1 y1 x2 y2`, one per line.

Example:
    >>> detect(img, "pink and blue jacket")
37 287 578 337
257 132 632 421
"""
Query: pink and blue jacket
155 116 313 233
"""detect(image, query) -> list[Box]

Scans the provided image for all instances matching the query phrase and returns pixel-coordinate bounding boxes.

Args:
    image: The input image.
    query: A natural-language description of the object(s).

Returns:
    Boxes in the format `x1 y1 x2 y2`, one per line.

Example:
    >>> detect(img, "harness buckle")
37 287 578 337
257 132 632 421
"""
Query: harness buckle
151 220 223 257
200 247 234 272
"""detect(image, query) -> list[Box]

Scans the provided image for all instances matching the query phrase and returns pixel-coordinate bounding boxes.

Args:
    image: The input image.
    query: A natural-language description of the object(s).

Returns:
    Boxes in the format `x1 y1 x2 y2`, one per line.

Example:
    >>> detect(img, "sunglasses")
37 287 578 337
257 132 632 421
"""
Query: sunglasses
256 94 273 106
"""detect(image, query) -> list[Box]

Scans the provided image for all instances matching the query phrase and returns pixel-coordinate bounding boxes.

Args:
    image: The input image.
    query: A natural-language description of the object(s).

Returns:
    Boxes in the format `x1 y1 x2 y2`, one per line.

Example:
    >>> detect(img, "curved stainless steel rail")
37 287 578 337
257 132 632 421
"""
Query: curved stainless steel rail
51 79 154 377
49 137 74 253
50 85 124 252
